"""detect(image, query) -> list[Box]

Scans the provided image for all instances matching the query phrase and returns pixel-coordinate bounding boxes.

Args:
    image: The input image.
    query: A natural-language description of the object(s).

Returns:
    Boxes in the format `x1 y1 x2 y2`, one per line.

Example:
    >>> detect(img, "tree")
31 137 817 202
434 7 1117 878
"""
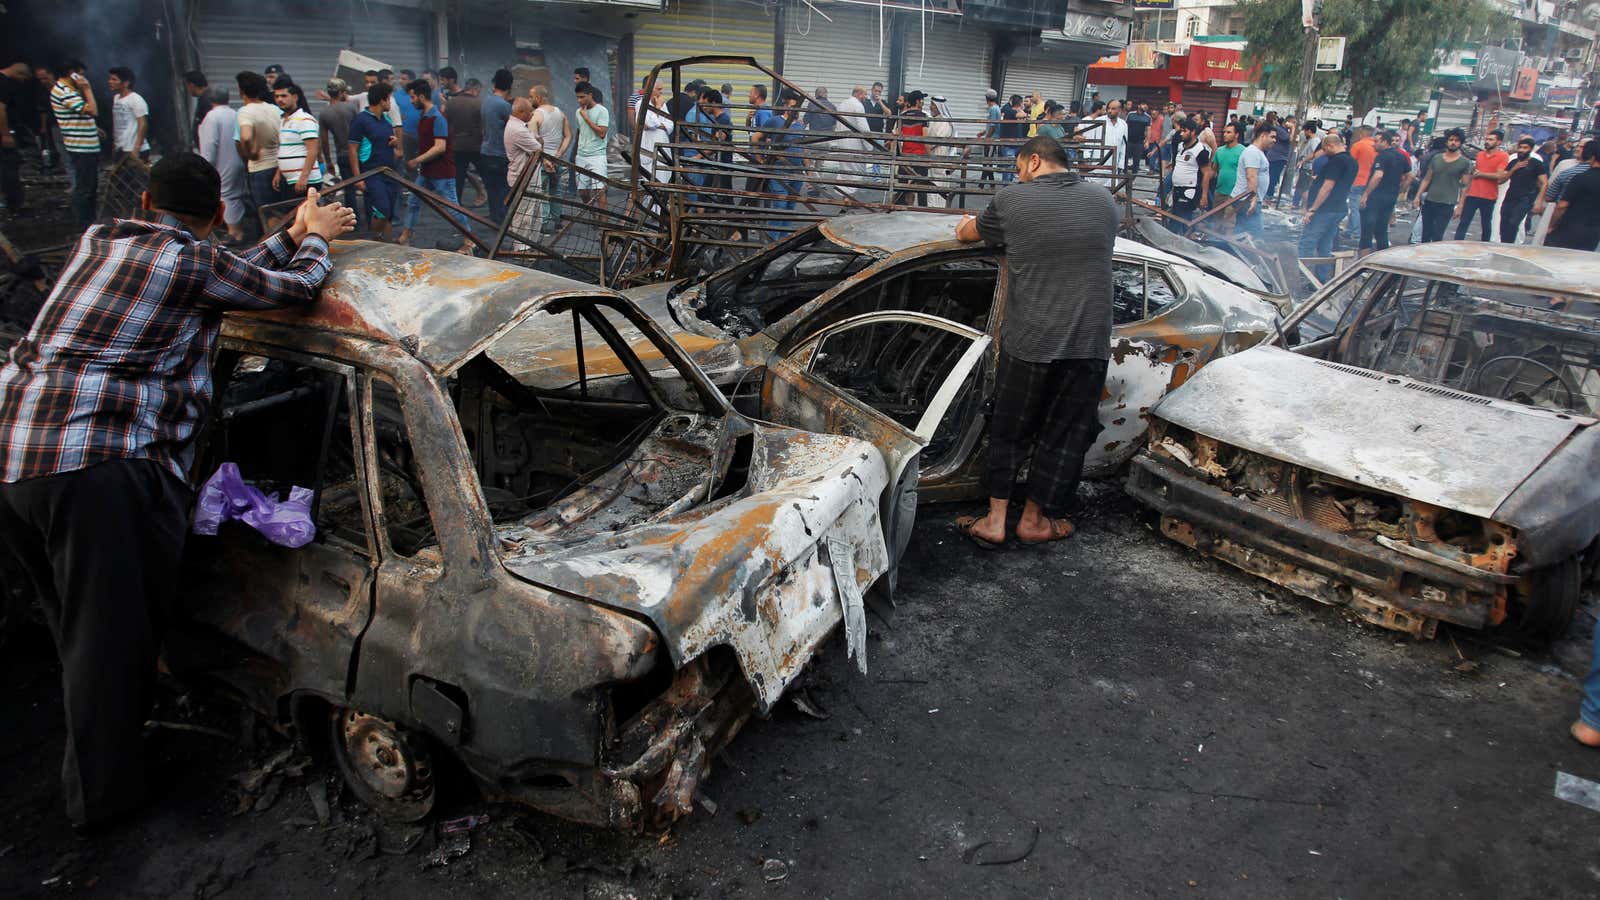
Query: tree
1238 0 1511 120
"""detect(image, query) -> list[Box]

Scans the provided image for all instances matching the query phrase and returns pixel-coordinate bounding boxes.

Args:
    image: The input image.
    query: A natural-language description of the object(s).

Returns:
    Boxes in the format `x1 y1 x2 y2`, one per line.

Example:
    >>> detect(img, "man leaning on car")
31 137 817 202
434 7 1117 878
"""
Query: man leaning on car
0 153 355 832
953 135 1120 549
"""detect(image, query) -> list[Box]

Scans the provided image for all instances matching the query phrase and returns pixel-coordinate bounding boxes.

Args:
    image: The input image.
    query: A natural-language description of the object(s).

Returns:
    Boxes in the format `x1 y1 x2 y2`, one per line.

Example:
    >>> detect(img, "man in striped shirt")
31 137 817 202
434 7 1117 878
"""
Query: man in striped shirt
273 81 323 196
0 154 355 831
49 62 102 229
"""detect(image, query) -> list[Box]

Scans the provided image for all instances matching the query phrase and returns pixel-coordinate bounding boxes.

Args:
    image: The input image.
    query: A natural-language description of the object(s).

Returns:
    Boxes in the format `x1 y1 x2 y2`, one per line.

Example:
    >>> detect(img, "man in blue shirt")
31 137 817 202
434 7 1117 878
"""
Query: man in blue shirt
478 68 514 223
744 84 780 204
347 81 400 240
766 90 807 234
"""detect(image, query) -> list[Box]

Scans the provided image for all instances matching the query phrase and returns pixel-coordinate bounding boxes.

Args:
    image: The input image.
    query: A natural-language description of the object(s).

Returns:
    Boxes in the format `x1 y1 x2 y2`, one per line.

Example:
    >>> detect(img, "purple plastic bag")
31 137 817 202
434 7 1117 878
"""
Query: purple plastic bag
192 462 317 548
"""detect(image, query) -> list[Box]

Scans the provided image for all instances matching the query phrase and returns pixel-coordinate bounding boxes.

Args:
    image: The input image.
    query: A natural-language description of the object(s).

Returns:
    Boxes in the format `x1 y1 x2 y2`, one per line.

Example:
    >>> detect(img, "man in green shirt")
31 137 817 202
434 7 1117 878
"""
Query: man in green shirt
1210 122 1244 208
1412 127 1470 242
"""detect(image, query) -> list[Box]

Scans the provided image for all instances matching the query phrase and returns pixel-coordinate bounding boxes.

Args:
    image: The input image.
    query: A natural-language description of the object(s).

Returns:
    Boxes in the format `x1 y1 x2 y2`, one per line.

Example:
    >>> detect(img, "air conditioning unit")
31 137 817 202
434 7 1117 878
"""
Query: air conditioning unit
1565 47 1586 59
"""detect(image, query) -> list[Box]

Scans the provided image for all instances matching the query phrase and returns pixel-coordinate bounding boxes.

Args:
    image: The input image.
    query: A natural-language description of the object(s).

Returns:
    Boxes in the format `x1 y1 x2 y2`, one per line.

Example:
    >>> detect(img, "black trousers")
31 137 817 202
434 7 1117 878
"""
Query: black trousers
1455 195 1495 241
454 149 482 208
1359 193 1398 250
1499 194 1535 243
985 353 1109 517
478 154 509 223
0 459 191 827
1420 200 1454 243
0 145 22 210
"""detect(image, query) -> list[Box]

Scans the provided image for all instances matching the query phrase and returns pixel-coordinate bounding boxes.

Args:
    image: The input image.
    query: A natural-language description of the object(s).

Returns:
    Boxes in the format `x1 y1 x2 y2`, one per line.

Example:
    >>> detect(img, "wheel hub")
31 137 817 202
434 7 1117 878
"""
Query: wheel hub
339 710 427 801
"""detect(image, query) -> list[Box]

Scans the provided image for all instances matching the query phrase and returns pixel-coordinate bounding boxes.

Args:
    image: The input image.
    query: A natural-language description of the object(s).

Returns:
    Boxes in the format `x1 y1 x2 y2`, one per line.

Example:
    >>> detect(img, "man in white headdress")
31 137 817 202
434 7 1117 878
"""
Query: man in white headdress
925 95 958 208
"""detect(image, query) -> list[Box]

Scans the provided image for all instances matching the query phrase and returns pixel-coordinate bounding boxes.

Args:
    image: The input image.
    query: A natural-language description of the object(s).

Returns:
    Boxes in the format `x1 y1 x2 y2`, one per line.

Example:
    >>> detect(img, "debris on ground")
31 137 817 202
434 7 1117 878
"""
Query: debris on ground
422 831 472 869
441 813 491 834
761 858 789 882
1554 771 1600 814
961 824 1041 866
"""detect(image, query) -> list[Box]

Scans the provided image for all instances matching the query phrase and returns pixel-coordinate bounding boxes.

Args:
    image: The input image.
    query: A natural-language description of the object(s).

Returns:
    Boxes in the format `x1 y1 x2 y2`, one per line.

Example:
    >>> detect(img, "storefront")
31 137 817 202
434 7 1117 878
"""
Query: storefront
779 1 893 100
901 16 994 123
633 0 778 96
1087 43 1251 121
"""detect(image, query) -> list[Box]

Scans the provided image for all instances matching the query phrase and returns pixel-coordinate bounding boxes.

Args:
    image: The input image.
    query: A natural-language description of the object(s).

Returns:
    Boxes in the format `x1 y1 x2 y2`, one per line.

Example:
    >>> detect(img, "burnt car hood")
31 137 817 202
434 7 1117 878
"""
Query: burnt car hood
499 425 889 712
1151 346 1594 520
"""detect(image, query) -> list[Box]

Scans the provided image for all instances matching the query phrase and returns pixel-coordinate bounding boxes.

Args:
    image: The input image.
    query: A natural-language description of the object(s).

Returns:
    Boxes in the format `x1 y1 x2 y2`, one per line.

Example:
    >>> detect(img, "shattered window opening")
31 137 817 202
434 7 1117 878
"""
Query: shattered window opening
368 376 438 558
696 231 875 338
1111 259 1183 325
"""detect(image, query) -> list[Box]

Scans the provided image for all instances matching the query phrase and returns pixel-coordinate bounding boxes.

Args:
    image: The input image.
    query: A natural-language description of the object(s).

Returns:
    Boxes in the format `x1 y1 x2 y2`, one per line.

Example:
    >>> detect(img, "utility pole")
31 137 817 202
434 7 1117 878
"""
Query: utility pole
1296 0 1321 121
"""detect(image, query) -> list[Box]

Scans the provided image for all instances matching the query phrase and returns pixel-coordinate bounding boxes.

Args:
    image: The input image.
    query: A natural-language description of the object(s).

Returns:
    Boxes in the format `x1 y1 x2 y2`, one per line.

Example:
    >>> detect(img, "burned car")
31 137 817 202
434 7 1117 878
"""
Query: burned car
1127 242 1600 640
164 242 906 829
513 211 1285 502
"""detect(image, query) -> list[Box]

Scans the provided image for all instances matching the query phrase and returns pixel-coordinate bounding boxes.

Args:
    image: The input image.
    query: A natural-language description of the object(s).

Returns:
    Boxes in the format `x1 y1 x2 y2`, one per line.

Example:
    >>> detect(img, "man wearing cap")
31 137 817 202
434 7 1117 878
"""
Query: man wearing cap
0 154 355 831
318 78 360 183
264 64 288 90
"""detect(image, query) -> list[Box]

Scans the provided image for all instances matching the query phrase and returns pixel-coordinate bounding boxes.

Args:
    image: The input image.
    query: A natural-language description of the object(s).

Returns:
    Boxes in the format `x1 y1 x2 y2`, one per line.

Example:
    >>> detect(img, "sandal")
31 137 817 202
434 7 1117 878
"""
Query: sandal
1017 518 1075 546
954 514 1007 551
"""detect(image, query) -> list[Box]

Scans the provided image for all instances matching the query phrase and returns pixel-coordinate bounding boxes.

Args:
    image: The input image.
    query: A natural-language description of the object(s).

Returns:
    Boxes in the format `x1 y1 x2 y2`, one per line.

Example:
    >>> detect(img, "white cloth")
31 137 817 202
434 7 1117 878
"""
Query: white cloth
113 91 150 152
1100 116 1128 169
197 105 246 224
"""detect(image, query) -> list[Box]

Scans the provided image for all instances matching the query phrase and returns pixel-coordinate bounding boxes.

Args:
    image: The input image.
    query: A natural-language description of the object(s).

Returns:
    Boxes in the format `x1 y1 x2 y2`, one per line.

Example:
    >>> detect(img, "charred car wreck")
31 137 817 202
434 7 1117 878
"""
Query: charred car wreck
1128 242 1600 640
165 242 903 829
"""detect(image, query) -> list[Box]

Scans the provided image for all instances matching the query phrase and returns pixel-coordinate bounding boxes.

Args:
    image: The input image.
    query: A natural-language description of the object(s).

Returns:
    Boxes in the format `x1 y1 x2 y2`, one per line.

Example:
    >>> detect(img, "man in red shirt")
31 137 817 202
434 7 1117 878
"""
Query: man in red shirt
1345 125 1376 237
403 78 474 254
1456 129 1508 240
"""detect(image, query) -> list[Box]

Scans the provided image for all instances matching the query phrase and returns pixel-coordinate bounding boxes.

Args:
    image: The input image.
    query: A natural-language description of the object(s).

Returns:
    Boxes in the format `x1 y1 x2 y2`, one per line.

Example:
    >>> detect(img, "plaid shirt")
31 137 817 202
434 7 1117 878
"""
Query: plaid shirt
0 219 332 484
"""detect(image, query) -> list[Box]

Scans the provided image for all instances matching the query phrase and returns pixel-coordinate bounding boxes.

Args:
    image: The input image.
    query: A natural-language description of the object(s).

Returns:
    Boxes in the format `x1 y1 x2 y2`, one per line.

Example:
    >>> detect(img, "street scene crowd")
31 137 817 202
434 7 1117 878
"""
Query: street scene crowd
2 7 1600 895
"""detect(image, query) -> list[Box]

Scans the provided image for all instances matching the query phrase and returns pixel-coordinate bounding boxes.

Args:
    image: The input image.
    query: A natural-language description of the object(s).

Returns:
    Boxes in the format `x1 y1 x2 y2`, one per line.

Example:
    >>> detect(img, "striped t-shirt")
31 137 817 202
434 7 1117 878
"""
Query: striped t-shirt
50 81 100 154
276 109 324 186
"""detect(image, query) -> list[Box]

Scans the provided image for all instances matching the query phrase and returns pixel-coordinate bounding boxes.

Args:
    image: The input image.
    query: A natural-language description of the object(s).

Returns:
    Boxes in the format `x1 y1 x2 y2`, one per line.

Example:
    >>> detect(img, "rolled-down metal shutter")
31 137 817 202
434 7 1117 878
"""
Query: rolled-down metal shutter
1127 85 1171 111
1179 86 1233 125
633 0 777 94
902 17 992 125
779 2 892 100
1002 44 1081 110
195 0 431 110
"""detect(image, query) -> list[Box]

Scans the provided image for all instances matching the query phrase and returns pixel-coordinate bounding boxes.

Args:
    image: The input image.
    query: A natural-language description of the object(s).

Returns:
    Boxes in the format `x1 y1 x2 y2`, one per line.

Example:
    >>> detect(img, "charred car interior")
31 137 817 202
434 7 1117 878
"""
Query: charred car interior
1129 244 1600 642
165 243 898 830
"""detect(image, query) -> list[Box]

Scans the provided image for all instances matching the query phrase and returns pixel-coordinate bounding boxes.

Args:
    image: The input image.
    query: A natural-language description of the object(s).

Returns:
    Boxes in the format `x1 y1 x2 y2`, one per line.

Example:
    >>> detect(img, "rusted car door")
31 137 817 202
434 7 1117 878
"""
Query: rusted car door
761 311 991 584
173 347 379 707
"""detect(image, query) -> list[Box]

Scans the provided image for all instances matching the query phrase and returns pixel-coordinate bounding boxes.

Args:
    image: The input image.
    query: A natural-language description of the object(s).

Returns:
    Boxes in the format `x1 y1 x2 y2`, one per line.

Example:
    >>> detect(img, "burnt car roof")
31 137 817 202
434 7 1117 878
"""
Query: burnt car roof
228 241 614 375
1359 242 1600 301
818 210 1198 270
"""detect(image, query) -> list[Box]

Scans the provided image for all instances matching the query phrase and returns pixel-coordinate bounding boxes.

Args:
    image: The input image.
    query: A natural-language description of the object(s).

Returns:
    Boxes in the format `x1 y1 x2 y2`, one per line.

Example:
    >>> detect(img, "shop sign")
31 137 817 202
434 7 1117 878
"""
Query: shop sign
1059 12 1131 48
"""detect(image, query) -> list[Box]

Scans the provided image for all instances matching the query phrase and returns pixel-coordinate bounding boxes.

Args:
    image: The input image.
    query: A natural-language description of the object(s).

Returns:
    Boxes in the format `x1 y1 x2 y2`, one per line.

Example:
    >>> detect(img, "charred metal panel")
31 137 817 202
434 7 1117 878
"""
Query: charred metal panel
1152 346 1588 519
502 426 889 712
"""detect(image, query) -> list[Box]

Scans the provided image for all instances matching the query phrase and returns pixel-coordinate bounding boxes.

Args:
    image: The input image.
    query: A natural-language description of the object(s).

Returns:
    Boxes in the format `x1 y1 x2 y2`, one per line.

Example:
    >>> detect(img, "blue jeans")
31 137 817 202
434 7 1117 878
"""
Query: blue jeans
768 176 800 236
403 173 472 235
1299 210 1341 281
359 165 397 226
1345 190 1362 237
1235 199 1262 237
1582 616 1600 731
999 146 1018 183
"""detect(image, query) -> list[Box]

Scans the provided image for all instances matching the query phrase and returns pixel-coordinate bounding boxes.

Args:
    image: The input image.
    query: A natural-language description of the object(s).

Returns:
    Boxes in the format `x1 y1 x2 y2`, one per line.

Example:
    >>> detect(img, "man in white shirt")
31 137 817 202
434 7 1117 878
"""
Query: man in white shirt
1233 123 1274 237
1098 100 1129 188
503 98 545 249
831 85 870 193
530 84 571 234
195 88 246 242
107 66 149 160
637 77 671 184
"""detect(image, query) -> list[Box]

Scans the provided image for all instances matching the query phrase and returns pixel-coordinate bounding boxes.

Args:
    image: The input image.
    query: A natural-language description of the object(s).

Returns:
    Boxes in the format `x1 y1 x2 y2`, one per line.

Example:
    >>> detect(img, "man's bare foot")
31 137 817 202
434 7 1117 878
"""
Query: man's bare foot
1572 721 1600 747
457 242 476 256
955 513 1007 548
1016 516 1074 544
394 229 412 245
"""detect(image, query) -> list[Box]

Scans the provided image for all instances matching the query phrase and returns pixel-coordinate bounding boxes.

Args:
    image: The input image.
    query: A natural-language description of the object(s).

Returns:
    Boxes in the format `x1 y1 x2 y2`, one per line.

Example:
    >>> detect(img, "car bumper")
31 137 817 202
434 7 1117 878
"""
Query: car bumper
1125 452 1508 633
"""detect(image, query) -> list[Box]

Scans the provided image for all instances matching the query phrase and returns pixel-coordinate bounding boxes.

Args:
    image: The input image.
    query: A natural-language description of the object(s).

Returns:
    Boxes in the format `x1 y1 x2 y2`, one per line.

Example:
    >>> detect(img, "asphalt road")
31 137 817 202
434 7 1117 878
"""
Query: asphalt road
3 482 1597 899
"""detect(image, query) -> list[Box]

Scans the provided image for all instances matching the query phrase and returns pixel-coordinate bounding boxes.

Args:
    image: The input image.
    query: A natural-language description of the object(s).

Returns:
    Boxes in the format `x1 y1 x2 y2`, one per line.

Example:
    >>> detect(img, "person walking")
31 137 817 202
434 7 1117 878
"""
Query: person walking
50 62 101 229
1546 140 1600 252
403 78 474 253
182 70 211 146
346 81 402 241
444 77 486 209
1298 134 1356 281
637 77 672 186
107 67 149 161
1412 129 1470 242
1290 121 1322 209
0 61 29 216
1210 122 1244 210
530 84 571 234
1167 118 1211 230
863 82 888 133
1233 123 1273 237
0 155 354 833
272 81 323 200
952 135 1118 548
1533 137 1590 245
1498 136 1547 244
236 71 284 230
1125 102 1151 174
892 91 932 207
316 79 358 184
503 97 544 248
195 87 246 242
1099 100 1128 187
573 81 610 213
1344 125 1375 241
997 95 1026 183
1455 129 1508 241
1357 129 1410 255
477 69 513 224
1266 113 1293 204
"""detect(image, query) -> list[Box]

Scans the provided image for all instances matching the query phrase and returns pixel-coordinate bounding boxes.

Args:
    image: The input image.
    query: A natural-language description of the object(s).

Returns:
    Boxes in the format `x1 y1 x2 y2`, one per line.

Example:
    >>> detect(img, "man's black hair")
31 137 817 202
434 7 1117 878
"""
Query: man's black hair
1445 127 1466 142
1302 122 1318 134
378 68 394 79
148 153 221 222
64 59 87 74
1254 123 1276 140
1017 135 1068 168
364 69 379 78
183 70 207 88
1583 140 1599 162
700 89 723 105
493 68 513 92
274 80 309 112
1374 129 1394 144
236 71 269 101
366 81 393 106
575 81 603 104
1516 136 1536 147
464 77 481 90
399 69 416 79
574 66 590 79
1489 129 1505 140
1009 94 1022 105
751 83 767 101
1069 100 1082 116
109 66 135 87
438 66 458 83
407 79 433 102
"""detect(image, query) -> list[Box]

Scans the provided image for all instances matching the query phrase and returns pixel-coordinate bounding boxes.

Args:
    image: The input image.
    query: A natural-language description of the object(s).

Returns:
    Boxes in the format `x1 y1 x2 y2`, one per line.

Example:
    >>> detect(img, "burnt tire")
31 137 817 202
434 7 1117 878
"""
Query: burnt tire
1500 556 1582 643
329 707 438 822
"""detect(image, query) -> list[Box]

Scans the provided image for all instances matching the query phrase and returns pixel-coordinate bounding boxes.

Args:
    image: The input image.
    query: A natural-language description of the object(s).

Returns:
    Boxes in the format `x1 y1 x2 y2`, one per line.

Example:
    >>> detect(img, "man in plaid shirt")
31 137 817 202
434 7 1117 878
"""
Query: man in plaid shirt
0 153 355 831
